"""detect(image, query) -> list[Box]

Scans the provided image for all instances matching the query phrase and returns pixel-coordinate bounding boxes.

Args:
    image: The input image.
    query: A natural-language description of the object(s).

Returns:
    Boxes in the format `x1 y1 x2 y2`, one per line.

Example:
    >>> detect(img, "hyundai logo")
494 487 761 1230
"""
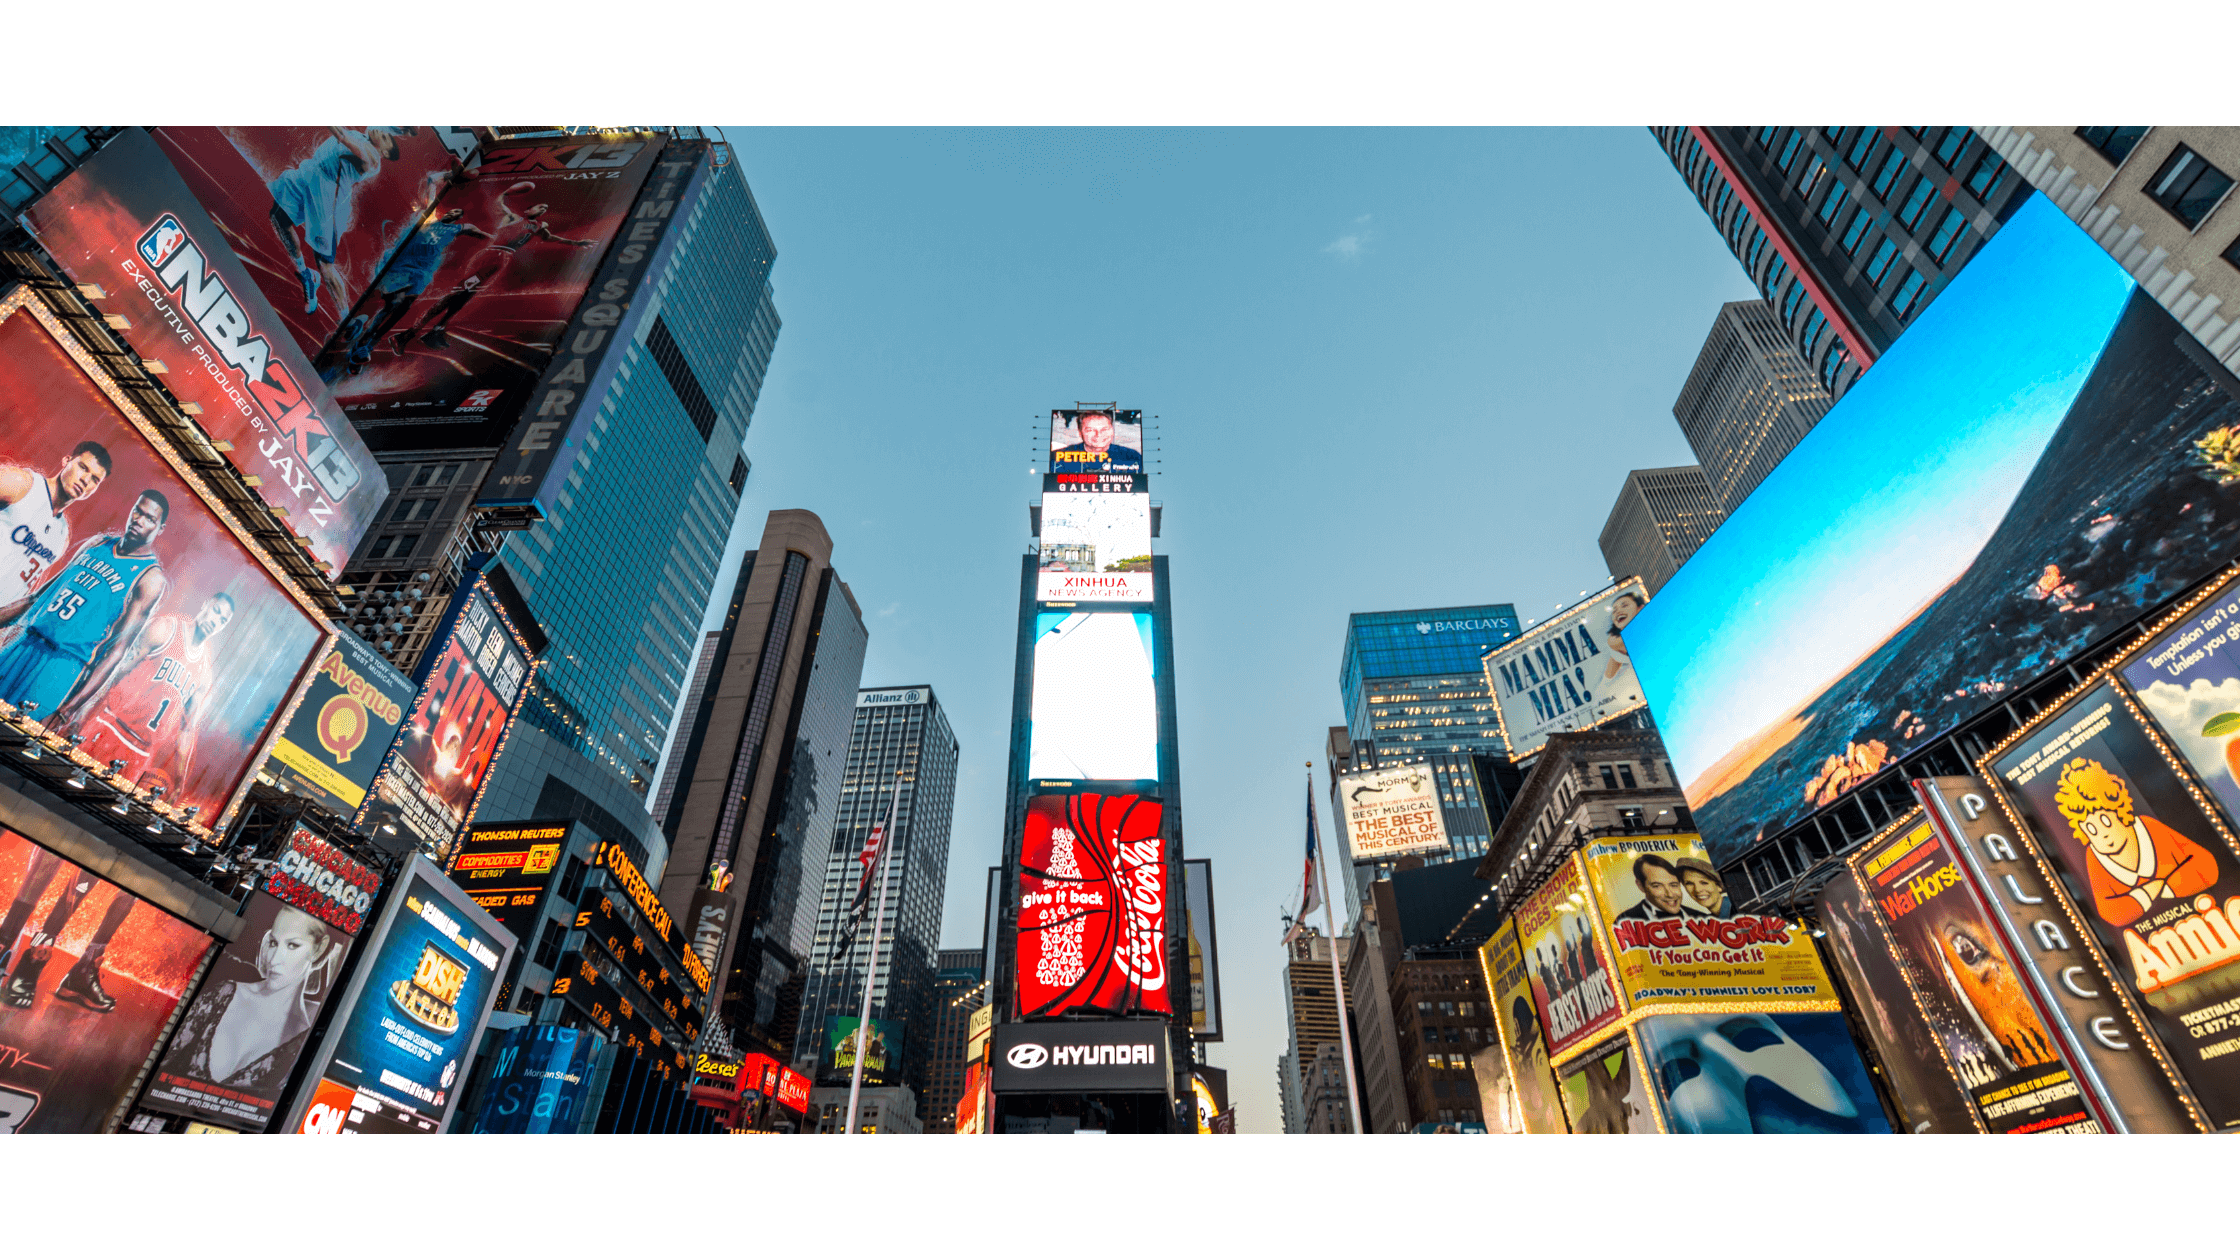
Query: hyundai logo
1006 1043 1048 1069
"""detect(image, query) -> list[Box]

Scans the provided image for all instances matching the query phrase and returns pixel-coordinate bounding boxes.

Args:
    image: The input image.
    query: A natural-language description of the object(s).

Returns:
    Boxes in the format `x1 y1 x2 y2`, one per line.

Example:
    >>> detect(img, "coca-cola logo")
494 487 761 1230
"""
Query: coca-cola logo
1006 1043 1048 1069
1113 839 1167 992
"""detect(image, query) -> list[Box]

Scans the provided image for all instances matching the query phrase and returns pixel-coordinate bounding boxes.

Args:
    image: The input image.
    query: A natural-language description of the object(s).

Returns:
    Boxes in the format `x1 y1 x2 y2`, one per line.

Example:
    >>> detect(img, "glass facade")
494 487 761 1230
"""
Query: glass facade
793 688 960 1102
474 155 780 862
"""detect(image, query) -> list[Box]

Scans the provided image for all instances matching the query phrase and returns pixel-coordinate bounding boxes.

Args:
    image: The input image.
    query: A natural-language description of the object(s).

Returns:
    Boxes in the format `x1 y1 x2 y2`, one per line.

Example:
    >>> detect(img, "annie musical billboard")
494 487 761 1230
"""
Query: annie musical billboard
0 288 327 825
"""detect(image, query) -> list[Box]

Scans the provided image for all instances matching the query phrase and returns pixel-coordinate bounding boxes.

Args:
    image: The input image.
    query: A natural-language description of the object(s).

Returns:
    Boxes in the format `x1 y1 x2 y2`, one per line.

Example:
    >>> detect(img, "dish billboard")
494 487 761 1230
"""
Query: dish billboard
0 288 328 826
1625 196 2240 865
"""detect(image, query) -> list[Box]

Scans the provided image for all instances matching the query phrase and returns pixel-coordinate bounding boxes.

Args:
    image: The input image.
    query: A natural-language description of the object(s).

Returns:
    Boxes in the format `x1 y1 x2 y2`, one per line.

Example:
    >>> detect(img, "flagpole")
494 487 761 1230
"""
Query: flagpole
846 770 904 1134
1311 764 1365 1134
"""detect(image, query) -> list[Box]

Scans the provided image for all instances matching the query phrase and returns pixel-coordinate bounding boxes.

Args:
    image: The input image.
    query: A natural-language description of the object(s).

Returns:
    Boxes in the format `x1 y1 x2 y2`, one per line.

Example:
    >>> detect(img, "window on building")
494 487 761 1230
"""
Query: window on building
2220 234 2240 275
1597 764 1618 789
392 497 435 523
1816 179 1849 226
1440 1000 1457 1016
1934 127 1970 169
1426 1053 1443 1071
2146 145 2236 229
1897 177 1937 230
1864 238 1900 285
1840 209 1874 257
1458 1001 1475 1017
533 918 565 970
365 534 417 560
1927 207 1969 262
1780 283 1807 326
1872 150 1909 200
1616 763 1638 789
1777 130 1803 172
1743 227 1767 274
2075 127 2149 166
1891 268 1929 317
1756 126 1778 148
1801 307 1828 357
1847 128 1878 171
1820 340 1849 392
1798 154 1828 199
1964 151 2005 202
1821 126 1845 145
1417 1000 1432 1014
1619 807 1645 832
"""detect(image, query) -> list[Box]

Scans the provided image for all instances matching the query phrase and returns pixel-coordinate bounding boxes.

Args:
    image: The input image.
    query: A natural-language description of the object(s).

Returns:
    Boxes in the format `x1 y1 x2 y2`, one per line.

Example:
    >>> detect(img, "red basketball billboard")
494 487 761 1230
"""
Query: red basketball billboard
1014 790 1173 1019
318 136 662 448
149 127 481 358
0 827 214 1132
0 288 328 826
17 128 385 576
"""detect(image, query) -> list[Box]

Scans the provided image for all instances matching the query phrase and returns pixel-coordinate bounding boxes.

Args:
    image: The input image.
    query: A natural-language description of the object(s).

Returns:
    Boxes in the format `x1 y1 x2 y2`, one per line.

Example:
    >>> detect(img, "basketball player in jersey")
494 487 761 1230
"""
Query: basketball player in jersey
0 490 169 724
265 127 414 315
396 181 593 350
78 592 235 799
0 441 111 625
0 848 138 1012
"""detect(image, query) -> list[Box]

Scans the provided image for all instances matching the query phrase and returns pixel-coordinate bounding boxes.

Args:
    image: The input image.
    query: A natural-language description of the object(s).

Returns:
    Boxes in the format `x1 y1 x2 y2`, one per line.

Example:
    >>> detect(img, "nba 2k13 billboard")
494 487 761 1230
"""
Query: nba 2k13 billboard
0 287 328 827
18 128 385 577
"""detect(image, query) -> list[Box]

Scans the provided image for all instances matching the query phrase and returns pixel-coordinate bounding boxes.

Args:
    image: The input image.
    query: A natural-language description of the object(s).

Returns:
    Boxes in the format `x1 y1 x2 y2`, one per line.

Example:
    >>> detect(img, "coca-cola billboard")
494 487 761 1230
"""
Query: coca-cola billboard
1015 791 1173 1019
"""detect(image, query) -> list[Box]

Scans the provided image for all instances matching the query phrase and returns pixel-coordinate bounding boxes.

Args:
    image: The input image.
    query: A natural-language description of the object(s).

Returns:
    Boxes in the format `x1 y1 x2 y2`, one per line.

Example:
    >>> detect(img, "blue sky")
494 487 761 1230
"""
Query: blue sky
1623 198 2137 793
695 128 1762 1132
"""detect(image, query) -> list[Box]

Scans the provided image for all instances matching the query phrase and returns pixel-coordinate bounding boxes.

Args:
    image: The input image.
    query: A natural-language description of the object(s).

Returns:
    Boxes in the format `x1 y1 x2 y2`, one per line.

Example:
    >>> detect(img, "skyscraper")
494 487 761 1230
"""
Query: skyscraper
1597 465 1725 596
922 947 988 1133
650 630 724 823
1672 300 1831 513
1277 931 1348 1133
793 686 960 1106
1335 606 1520 872
657 510 868 1062
1653 126 2029 397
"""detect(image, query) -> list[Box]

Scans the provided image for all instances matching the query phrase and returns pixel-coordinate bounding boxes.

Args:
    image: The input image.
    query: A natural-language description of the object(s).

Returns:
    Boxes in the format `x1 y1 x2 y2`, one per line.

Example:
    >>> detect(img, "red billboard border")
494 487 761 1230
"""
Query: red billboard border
0 284 336 840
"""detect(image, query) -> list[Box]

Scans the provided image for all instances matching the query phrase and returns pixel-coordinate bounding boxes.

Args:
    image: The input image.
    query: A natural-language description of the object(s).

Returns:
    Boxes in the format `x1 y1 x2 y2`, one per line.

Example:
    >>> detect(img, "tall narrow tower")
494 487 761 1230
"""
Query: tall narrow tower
990 406 1191 1133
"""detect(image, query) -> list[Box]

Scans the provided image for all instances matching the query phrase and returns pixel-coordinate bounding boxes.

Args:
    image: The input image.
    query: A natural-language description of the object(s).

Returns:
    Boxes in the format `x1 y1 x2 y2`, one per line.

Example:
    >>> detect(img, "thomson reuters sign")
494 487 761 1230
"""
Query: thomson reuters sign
990 1020 1169 1094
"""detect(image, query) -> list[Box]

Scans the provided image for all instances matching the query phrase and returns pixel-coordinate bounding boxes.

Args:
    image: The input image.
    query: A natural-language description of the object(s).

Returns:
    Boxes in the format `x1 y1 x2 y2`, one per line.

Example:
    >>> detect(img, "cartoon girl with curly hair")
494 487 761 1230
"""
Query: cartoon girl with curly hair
2053 756 2219 928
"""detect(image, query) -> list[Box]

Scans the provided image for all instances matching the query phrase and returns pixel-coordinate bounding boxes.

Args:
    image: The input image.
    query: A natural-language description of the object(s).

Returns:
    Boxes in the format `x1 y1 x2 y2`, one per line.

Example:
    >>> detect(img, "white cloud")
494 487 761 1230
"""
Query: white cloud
2136 677 2240 791
1322 214 1374 263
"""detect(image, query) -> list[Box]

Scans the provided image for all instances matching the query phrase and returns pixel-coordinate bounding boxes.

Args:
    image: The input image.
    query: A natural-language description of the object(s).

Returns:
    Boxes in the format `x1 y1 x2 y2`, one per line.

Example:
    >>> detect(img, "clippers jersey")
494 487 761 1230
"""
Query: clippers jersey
0 471 66 611
20 536 162 661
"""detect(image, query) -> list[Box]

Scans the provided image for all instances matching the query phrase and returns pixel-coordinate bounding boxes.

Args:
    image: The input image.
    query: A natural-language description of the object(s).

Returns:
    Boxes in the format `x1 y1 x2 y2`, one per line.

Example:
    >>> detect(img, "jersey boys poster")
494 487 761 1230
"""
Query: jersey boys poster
141 828 379 1130
1014 790 1172 1019
18 128 384 575
1514 858 1622 1060
365 578 534 852
1481 919 1566 1134
0 292 326 822
1582 833 1838 1010
264 628 412 817
1991 682 2240 1128
149 127 478 357
1852 817 2097 1134
320 137 662 441
0 827 213 1133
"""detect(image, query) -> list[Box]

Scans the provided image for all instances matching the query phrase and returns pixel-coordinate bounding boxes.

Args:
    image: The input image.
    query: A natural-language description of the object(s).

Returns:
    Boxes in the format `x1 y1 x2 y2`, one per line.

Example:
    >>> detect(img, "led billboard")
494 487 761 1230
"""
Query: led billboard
1484 580 1650 762
1635 1011 1891 1134
824 1016 902 1086
1027 611 1158 781
446 820 569 946
1049 409 1144 476
149 127 479 357
1015 790 1172 1019
319 136 662 444
468 1023 598 1134
362 575 536 853
0 827 214 1132
1625 196 2240 865
288 854 513 1134
19 128 385 575
0 288 327 824
262 628 412 817
1183 858 1222 1040
1335 764 1451 861
1037 491 1154 603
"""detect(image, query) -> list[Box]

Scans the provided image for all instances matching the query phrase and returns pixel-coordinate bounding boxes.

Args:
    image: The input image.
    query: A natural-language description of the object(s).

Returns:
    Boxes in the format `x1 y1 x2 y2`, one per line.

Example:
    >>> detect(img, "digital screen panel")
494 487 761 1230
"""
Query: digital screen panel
1049 409 1144 476
1027 611 1158 781
0 289 327 824
1626 196 2240 866
1038 491 1152 604
1015 790 1172 1020
446 820 569 947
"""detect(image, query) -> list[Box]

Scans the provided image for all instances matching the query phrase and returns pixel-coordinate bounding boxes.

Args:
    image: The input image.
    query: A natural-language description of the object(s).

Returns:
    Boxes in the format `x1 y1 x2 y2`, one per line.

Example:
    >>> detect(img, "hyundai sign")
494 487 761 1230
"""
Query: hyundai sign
991 1020 1170 1094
